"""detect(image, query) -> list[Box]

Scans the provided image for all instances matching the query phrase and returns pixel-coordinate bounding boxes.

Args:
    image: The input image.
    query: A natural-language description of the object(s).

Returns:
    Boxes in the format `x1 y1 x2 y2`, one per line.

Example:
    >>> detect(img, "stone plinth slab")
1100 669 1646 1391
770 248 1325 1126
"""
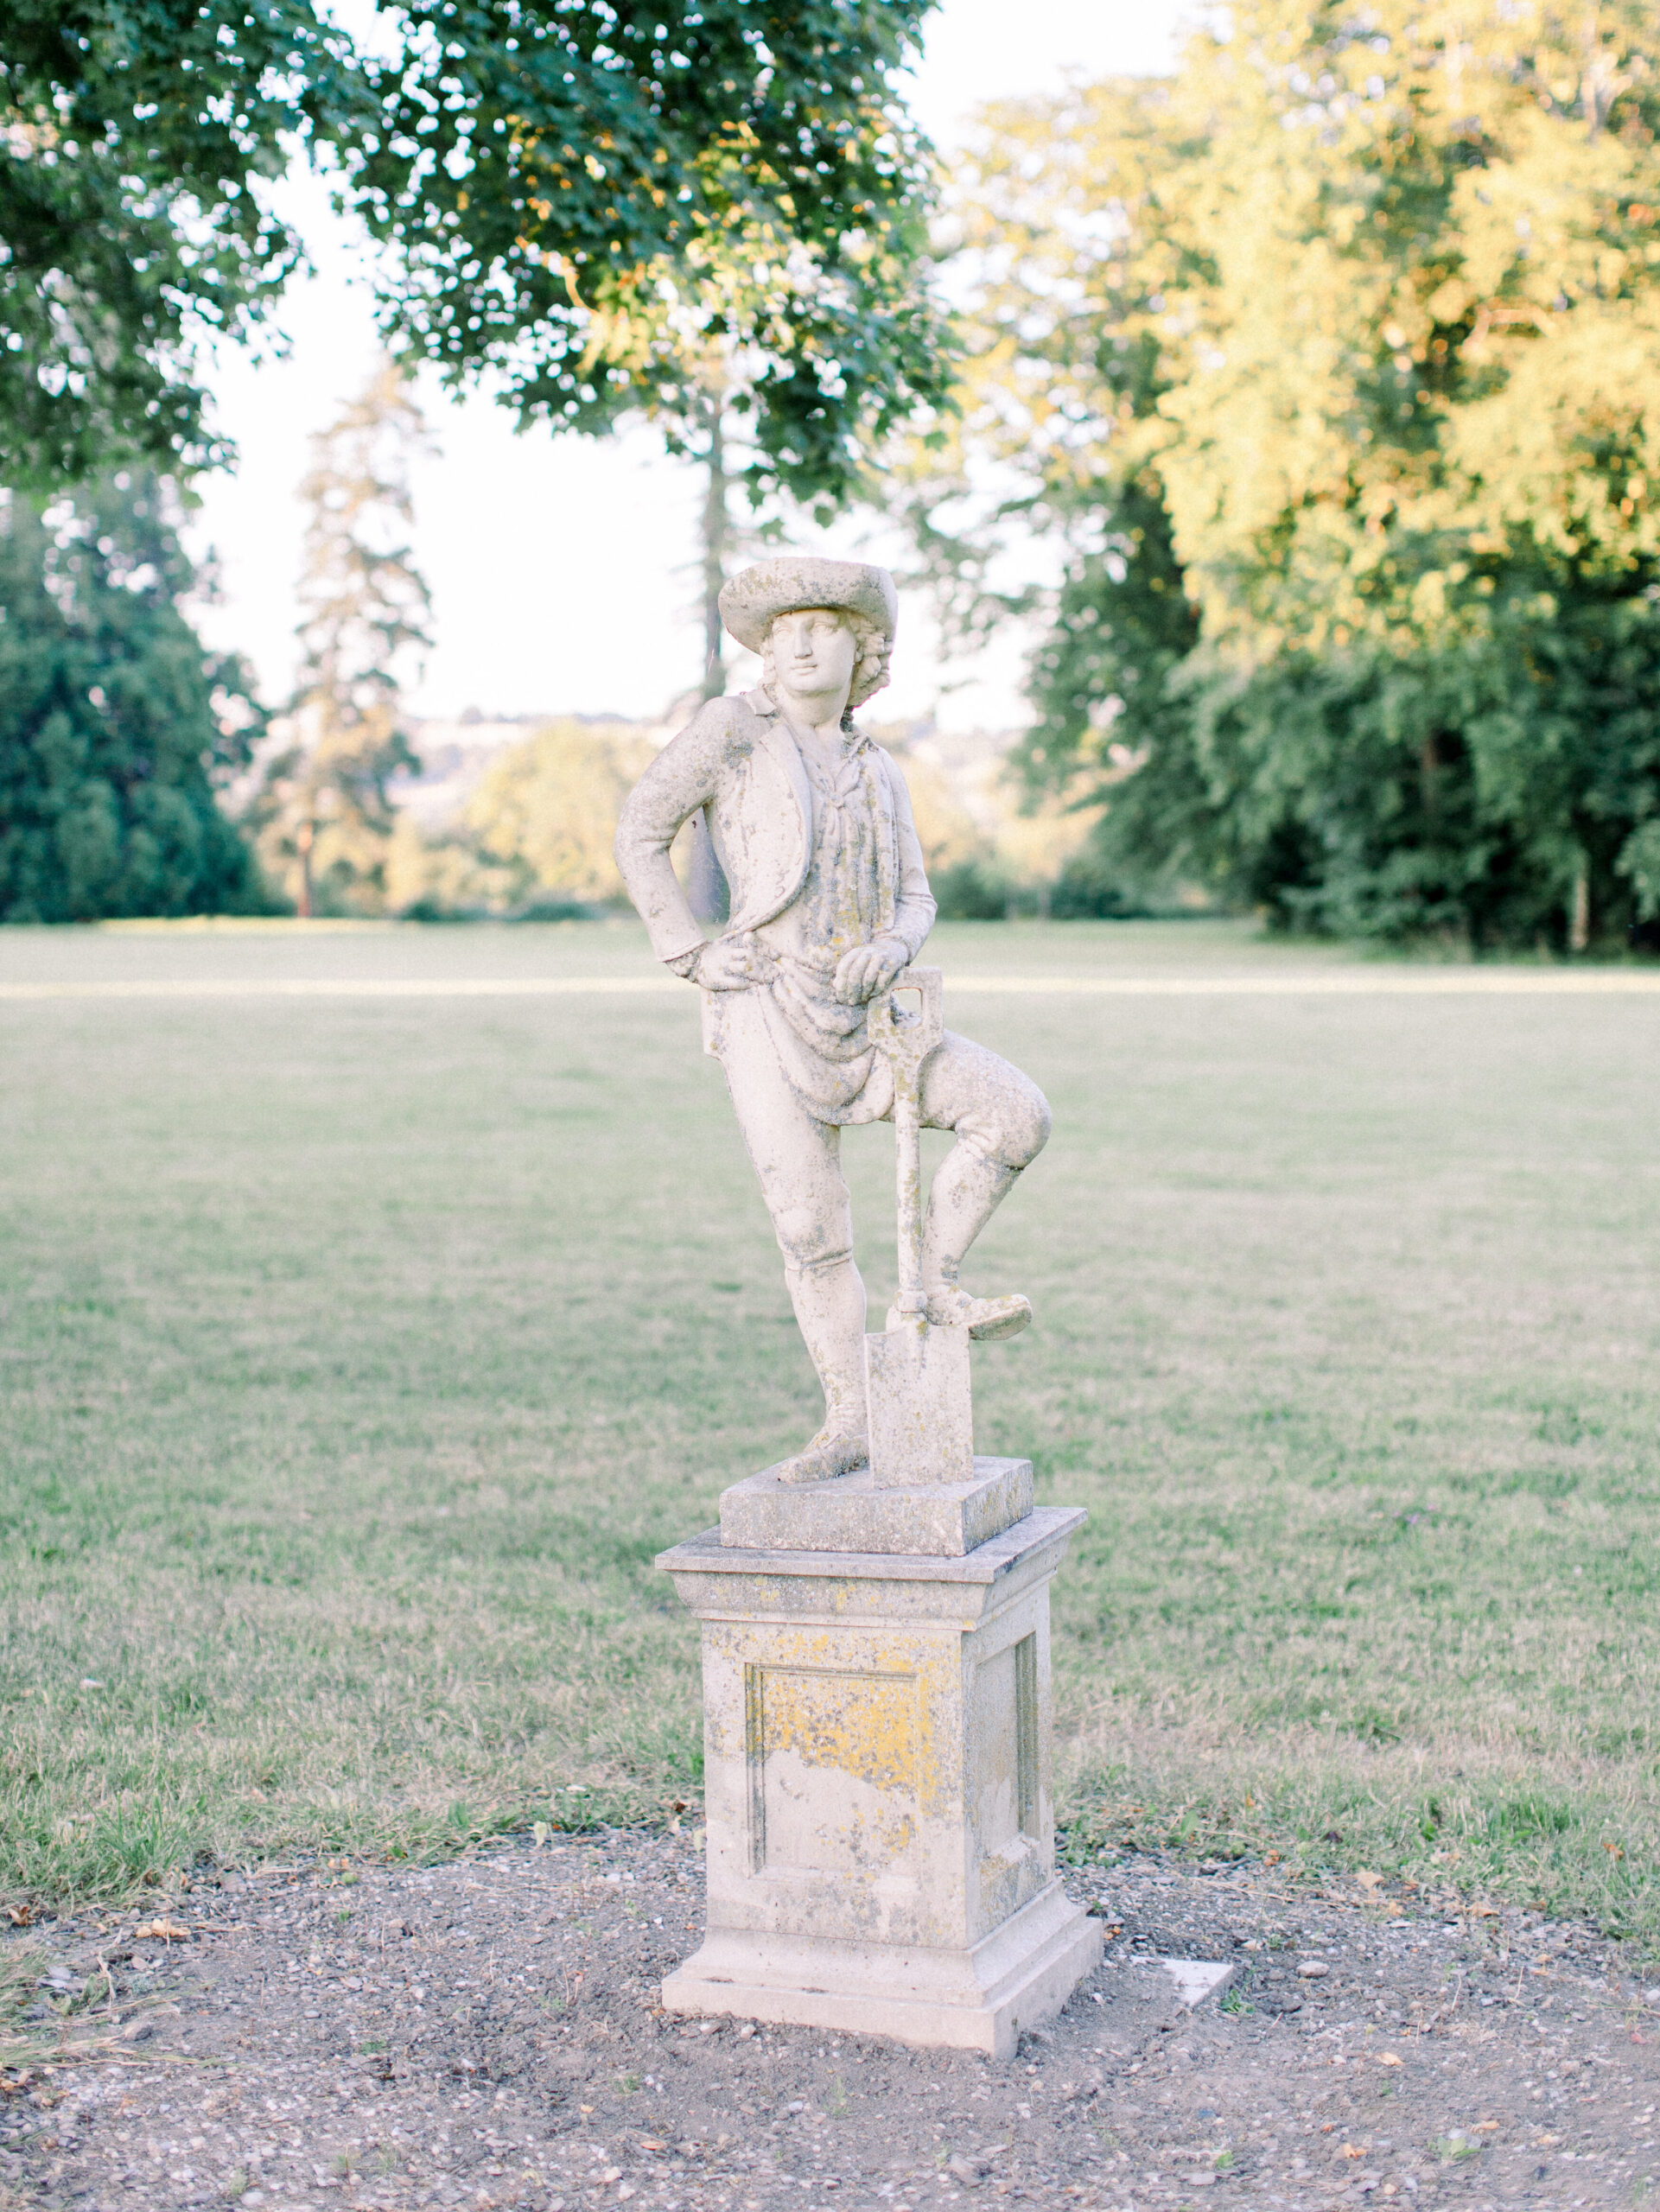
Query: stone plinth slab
720 1454 1033 1558
1157 1959 1237 2008
661 1876 1098 2057
656 1505 1100 2058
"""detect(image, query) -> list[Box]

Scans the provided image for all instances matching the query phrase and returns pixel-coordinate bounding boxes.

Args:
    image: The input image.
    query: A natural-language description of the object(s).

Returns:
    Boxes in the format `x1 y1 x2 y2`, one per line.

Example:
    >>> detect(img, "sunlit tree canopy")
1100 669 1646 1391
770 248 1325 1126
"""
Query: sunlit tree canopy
941 0 1660 949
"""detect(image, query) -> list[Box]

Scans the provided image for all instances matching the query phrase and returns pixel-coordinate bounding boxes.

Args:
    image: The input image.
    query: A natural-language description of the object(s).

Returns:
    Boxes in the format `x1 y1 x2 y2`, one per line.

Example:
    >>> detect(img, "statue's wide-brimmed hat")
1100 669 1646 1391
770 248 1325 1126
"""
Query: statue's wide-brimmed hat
718 556 898 656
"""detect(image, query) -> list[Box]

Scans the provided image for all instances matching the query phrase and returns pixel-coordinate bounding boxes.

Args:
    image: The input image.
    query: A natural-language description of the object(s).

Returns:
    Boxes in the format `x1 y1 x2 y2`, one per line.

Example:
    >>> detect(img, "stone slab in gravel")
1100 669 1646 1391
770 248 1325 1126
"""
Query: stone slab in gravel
5 1837 1659 2211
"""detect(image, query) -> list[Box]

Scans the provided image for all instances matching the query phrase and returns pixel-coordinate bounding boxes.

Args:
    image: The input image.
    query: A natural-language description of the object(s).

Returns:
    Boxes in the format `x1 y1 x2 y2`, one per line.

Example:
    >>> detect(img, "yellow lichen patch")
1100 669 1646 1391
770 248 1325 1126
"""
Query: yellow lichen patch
758 1668 919 1797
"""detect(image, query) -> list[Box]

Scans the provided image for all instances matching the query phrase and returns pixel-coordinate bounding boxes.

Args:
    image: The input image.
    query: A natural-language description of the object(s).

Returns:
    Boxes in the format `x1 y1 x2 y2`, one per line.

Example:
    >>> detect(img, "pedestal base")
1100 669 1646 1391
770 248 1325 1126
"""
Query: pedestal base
656 1506 1095 2059
663 1876 1101 2059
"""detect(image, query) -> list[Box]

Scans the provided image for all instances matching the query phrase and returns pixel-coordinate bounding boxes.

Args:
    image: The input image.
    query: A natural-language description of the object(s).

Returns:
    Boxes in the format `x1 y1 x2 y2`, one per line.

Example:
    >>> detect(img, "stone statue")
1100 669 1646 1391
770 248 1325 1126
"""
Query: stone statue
614 556 1050 1485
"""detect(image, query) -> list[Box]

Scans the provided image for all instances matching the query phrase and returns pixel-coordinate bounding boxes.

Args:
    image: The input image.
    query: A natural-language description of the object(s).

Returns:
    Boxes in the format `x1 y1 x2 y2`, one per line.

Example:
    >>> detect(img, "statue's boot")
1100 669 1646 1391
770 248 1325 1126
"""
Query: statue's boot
912 1147 1034 1340
774 1254 869 1486
773 1425 871 1486
924 1281 1033 1341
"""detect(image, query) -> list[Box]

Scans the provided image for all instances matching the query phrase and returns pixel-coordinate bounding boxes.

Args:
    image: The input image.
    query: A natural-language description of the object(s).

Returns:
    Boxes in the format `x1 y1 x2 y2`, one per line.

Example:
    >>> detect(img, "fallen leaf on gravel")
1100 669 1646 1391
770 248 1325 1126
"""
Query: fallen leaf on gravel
5 1905 30 1927
1377 2052 1402 2066
132 1920 191 1942
1355 1872 1383 1891
1341 2143 1364 2158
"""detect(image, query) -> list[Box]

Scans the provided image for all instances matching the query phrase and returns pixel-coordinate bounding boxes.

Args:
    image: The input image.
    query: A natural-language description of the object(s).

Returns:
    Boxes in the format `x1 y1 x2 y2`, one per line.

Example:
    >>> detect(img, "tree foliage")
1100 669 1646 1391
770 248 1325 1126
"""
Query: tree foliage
4 0 954 541
462 719 657 907
0 474 265 921
0 0 360 490
946 0 1660 950
348 0 953 513
245 363 432 916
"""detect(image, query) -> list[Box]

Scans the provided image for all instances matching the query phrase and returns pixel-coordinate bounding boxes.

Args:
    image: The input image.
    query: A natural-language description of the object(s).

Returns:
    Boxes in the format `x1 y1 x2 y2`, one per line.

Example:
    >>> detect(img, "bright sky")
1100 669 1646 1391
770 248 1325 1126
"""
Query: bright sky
185 1 1192 733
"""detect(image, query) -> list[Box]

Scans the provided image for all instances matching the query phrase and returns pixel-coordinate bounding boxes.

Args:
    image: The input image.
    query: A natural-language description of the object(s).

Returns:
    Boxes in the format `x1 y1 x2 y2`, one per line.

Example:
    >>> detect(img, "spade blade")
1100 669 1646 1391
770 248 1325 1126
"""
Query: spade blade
863 1319 973 1489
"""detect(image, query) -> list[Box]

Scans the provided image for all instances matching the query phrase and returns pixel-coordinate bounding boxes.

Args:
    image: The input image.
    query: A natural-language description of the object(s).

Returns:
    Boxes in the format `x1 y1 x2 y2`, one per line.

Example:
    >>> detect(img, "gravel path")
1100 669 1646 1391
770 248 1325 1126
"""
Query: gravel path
4 1837 1657 2210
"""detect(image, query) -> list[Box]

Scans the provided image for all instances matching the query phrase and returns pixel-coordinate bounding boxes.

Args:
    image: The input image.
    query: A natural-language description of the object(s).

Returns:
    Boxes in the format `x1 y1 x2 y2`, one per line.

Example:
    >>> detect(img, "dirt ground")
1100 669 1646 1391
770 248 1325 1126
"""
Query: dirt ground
4 1836 1657 2212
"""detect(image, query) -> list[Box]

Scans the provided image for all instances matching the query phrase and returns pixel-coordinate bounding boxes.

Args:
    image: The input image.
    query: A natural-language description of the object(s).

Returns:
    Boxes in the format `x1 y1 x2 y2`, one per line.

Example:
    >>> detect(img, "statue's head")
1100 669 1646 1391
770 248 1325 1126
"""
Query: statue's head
760 606 890 716
718 558 897 715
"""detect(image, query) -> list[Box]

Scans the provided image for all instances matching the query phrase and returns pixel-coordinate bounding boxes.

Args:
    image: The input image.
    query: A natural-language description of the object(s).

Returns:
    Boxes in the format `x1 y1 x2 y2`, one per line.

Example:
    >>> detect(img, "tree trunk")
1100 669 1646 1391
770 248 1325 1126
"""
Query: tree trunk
296 819 315 921
701 404 729 702
1569 856 1590 953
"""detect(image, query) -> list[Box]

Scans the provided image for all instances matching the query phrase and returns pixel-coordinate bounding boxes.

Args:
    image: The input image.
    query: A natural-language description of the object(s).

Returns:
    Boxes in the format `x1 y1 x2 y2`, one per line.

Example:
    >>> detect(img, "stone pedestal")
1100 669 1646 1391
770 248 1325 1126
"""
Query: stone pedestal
655 1503 1100 2058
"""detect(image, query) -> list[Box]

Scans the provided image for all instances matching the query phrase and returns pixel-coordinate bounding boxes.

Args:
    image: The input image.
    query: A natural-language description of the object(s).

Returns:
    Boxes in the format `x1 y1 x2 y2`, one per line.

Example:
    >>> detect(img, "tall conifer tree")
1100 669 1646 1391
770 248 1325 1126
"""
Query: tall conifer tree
246 364 432 916
0 475 264 921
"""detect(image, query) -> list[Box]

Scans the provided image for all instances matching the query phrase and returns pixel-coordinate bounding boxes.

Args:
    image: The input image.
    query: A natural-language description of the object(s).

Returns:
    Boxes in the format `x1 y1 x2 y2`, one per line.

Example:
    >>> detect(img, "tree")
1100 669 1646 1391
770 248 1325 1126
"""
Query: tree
0 0 360 490
343 0 956 695
0 474 266 921
463 720 657 907
245 363 432 916
5 0 957 669
942 2 1660 950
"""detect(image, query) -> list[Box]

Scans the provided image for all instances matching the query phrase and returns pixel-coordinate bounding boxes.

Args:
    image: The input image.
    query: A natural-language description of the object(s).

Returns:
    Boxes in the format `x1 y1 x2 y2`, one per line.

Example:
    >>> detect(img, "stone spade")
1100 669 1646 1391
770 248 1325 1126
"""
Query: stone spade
863 966 975 1486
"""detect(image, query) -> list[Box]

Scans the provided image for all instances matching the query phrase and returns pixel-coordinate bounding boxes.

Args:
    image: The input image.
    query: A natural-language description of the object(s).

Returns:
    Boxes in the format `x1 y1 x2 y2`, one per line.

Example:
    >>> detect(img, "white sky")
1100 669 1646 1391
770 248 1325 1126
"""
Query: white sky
185 1 1192 733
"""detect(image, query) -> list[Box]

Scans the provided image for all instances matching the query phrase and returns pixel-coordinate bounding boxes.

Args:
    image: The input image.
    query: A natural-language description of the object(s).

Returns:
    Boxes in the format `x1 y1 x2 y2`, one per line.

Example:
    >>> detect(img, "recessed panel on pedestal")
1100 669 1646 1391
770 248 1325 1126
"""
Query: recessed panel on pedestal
747 1664 919 1879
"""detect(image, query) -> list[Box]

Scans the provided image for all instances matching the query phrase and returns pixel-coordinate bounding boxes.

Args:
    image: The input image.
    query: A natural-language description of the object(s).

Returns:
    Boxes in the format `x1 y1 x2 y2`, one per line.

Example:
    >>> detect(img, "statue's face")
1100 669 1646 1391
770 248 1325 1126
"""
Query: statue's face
770 607 859 698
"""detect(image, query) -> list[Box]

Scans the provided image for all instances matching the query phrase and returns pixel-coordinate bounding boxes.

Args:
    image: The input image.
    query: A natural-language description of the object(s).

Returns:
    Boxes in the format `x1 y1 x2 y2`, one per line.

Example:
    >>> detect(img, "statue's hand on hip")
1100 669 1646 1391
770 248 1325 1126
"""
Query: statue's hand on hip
696 935 778 991
834 937 908 1005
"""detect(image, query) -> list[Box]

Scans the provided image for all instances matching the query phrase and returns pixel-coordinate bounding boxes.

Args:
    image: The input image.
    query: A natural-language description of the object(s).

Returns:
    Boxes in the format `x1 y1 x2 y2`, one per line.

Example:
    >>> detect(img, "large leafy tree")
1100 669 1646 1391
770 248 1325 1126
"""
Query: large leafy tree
0 475 266 921
5 2 955 690
944 1 1660 950
0 0 360 490
346 0 954 692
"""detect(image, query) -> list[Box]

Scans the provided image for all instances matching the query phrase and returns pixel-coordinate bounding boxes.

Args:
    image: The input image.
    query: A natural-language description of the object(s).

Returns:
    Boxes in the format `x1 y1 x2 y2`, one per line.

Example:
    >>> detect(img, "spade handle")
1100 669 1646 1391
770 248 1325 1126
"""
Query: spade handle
867 967 944 1319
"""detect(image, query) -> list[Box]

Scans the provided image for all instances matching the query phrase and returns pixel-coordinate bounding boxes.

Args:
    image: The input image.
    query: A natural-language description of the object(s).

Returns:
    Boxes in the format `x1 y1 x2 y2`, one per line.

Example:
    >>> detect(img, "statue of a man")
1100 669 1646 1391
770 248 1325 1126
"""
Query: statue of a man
615 557 1050 1484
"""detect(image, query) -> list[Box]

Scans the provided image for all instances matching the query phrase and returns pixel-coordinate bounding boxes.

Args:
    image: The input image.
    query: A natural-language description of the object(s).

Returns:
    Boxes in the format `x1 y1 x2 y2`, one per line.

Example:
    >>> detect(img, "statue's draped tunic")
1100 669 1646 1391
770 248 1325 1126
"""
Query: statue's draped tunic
729 731 895 1125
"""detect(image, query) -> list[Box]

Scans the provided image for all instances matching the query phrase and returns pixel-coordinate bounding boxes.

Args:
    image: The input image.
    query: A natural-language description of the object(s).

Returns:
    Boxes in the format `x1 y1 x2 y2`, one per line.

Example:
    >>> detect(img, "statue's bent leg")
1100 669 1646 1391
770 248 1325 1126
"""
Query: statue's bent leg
914 1030 1052 1338
716 994 870 1482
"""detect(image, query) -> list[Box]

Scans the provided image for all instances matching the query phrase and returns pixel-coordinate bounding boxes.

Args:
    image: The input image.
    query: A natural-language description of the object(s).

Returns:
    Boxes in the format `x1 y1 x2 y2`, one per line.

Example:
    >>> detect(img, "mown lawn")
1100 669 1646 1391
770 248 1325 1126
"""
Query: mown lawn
3 918 1657 1948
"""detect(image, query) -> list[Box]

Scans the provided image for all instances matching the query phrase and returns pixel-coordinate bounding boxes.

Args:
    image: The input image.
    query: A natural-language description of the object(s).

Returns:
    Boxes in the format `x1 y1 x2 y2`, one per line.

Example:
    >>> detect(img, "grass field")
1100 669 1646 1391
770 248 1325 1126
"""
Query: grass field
3 918 1657 1950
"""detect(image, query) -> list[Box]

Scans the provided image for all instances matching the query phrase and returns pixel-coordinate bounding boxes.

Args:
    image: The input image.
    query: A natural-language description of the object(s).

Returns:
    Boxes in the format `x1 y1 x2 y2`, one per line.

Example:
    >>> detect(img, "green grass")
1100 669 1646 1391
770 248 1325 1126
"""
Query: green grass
3 918 1657 1948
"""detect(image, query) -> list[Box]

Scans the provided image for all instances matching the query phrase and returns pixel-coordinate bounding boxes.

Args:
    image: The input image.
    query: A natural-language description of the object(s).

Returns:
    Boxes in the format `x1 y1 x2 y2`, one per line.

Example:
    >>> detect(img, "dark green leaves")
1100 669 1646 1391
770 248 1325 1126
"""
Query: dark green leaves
0 478 266 919
2 0 954 512
0 0 364 488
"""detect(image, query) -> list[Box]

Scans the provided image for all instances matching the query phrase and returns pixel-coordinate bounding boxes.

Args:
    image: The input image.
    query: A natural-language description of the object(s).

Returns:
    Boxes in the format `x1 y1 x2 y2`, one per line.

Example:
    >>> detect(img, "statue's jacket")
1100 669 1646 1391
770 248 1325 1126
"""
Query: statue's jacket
614 689 938 1106
614 687 935 964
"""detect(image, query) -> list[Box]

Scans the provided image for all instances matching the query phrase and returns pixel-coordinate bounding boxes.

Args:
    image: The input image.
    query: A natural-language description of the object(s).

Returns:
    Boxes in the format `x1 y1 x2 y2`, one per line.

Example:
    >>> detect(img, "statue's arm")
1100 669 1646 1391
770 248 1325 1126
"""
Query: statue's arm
887 754 938 960
614 709 728 966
